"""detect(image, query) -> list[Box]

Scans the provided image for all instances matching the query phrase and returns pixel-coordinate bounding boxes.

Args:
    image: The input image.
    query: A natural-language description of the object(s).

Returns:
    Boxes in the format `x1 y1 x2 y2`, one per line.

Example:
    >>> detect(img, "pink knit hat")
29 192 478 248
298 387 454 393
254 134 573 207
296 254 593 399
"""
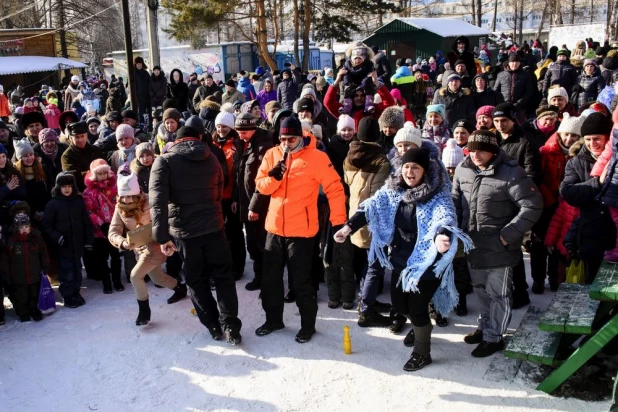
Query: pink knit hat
89 158 111 175
476 105 495 119
115 124 135 141
390 88 402 101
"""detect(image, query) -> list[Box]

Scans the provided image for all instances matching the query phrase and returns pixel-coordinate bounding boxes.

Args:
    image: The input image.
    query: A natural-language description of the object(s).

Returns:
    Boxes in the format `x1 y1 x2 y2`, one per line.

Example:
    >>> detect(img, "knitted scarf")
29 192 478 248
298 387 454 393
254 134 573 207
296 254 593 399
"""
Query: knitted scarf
358 154 473 316
41 145 58 161
117 144 137 164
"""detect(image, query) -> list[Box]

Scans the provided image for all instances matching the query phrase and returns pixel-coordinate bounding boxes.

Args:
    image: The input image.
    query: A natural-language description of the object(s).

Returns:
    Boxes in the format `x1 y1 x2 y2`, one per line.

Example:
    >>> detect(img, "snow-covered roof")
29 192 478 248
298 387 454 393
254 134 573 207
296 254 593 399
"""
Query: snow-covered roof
0 56 86 75
395 18 492 37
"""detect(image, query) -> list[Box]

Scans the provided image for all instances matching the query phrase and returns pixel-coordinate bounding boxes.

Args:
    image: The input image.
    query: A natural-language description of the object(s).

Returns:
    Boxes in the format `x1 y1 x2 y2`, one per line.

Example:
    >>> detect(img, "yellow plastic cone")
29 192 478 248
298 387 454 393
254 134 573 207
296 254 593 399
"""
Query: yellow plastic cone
343 325 352 354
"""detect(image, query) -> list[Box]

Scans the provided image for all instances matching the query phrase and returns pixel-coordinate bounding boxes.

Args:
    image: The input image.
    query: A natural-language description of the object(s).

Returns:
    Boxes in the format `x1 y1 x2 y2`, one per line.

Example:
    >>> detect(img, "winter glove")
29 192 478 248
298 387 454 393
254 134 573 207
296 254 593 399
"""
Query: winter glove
268 160 287 181
101 223 110 236
58 236 65 247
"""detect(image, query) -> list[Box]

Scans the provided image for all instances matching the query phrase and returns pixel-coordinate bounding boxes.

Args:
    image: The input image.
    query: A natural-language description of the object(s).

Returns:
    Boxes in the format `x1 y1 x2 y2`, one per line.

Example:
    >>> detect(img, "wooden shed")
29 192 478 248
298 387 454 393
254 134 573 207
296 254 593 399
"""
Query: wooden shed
364 18 492 65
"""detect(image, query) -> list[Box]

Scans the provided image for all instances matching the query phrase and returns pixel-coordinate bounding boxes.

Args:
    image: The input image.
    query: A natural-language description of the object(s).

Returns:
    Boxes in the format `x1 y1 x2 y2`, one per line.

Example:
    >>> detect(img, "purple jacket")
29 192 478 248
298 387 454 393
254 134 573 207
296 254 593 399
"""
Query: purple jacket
256 89 277 118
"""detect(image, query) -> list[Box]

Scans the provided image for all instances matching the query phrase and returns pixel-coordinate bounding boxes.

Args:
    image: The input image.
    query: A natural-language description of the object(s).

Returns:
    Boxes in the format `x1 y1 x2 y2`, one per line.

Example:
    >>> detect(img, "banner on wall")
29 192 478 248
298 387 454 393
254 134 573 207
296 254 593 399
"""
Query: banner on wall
548 23 606 50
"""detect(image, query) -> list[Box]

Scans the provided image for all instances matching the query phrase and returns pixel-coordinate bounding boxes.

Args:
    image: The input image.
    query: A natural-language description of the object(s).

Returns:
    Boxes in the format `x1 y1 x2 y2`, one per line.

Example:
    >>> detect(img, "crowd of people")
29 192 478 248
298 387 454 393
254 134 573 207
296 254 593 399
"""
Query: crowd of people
1 34 618 372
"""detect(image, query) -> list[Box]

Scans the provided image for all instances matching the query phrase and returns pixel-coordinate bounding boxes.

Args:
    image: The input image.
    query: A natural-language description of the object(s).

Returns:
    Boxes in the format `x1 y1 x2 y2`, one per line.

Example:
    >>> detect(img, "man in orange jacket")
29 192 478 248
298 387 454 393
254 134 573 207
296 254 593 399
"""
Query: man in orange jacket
254 114 346 343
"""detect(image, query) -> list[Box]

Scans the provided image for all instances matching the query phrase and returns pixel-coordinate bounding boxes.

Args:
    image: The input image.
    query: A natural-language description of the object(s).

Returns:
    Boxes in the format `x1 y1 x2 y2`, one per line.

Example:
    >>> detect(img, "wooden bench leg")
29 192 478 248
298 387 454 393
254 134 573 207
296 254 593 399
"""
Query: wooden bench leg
536 312 618 394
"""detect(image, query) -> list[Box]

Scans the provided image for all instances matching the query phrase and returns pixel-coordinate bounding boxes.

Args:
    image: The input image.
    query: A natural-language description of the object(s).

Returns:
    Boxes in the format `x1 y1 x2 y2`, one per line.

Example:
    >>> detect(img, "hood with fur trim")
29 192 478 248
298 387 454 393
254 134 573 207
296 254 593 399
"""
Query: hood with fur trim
344 41 375 61
438 87 471 97
199 99 221 111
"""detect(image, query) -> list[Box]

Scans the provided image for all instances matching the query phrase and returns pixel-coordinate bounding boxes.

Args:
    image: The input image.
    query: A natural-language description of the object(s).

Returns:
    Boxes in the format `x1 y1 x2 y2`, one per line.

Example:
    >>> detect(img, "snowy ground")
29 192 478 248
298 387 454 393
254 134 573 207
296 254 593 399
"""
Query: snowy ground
0 256 614 412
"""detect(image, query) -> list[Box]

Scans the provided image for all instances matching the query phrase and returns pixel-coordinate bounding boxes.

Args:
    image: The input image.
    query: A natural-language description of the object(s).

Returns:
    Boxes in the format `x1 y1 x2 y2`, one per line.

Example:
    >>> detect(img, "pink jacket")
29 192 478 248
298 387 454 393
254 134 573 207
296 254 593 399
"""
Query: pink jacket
83 171 117 238
44 104 61 129
590 108 618 177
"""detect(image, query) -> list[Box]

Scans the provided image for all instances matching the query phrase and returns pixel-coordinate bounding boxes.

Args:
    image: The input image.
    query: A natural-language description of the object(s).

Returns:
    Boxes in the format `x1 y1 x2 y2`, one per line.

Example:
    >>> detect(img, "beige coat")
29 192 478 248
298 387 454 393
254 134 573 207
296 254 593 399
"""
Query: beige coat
344 142 390 249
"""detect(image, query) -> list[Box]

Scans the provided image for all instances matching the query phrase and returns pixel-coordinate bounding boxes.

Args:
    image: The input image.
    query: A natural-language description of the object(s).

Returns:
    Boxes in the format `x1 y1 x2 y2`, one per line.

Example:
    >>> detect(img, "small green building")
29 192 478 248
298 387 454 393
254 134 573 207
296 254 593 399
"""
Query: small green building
364 18 492 64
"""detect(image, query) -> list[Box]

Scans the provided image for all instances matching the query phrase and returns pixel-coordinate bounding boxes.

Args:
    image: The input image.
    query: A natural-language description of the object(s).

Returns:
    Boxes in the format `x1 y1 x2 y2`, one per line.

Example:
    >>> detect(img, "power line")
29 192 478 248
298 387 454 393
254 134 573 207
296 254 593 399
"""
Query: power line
0 4 36 24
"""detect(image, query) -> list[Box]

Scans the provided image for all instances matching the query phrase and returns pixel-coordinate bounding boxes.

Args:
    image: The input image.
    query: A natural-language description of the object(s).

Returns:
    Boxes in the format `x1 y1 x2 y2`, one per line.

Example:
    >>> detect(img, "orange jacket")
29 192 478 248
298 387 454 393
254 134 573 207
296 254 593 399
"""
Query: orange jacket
0 93 10 118
256 138 346 238
213 133 238 200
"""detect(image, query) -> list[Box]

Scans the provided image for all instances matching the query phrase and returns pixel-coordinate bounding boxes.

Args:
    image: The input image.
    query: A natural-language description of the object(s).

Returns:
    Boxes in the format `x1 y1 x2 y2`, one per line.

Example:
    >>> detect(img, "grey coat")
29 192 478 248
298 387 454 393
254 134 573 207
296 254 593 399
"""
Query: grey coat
452 150 543 269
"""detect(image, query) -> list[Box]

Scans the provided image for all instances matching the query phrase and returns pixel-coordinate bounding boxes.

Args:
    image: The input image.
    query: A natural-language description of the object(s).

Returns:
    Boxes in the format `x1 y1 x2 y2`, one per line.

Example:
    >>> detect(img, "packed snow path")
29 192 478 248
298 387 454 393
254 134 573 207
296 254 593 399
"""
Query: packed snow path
0 262 612 412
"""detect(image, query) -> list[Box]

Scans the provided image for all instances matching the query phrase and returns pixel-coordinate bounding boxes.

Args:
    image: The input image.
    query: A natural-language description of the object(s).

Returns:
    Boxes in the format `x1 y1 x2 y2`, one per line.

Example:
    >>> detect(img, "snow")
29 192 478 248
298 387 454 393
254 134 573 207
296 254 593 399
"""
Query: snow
0 257 613 412
396 18 493 38
0 56 87 76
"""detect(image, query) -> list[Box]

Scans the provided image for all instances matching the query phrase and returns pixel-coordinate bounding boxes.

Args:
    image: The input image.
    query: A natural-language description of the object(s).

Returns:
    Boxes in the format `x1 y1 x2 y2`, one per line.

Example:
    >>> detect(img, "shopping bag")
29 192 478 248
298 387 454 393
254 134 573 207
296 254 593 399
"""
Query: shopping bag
126 223 153 248
38 273 56 314
565 259 585 284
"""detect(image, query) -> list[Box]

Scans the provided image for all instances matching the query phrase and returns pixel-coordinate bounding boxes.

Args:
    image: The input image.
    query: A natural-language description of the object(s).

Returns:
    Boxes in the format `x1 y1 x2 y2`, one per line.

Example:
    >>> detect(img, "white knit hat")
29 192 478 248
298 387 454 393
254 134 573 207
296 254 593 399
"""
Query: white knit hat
117 172 141 197
557 113 585 136
548 87 568 101
337 115 355 133
215 111 235 129
71 75 80 82
442 138 465 168
86 104 96 113
393 122 422 147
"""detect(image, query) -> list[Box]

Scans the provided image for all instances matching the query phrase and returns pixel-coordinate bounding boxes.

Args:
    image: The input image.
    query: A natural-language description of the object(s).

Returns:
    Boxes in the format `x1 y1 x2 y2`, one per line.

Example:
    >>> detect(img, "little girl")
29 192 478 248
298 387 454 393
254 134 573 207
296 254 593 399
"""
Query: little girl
83 159 123 293
155 108 181 154
3 214 50 322
131 142 155 192
422 104 451 149
110 124 137 171
109 172 187 326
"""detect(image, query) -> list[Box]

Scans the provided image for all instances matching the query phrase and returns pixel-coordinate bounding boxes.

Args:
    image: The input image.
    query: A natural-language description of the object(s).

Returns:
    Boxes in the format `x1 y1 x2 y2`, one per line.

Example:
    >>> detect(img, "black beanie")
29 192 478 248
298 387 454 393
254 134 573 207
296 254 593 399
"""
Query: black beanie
297 98 314 114
357 117 380 142
452 119 474 134
121 109 138 121
176 126 200 139
580 112 613 137
280 115 303 137
401 148 430 171
235 113 257 131
492 103 517 122
468 128 500 154
454 59 466 67
225 79 236 88
508 53 521 62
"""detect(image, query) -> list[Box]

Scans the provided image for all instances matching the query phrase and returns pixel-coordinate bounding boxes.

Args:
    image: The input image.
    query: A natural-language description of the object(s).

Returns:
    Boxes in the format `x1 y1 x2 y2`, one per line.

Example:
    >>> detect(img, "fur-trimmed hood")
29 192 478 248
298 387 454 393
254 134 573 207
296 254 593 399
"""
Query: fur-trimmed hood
438 86 471 97
199 99 221 111
569 139 586 157
344 41 375 60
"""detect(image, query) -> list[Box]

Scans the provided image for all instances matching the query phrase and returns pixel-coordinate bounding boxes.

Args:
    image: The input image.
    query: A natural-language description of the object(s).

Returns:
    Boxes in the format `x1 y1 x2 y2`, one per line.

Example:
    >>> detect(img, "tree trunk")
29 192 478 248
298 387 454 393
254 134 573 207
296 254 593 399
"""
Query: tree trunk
471 0 476 26
255 0 278 71
476 0 482 28
301 0 311 71
513 0 518 44
518 0 524 44
279 0 285 42
492 0 498 32
556 0 563 25
536 2 549 41
56 0 72 79
570 0 575 25
293 0 300 66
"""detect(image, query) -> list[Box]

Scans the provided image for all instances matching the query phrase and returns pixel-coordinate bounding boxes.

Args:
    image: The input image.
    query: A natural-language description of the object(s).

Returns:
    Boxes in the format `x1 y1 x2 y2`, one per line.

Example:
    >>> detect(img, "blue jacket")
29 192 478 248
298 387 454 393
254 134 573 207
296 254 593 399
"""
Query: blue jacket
237 77 256 101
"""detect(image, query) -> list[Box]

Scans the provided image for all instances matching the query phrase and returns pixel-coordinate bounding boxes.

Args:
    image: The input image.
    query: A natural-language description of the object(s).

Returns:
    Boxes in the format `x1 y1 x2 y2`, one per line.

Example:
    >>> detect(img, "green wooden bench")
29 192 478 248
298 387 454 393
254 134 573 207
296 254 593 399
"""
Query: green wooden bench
504 262 618 395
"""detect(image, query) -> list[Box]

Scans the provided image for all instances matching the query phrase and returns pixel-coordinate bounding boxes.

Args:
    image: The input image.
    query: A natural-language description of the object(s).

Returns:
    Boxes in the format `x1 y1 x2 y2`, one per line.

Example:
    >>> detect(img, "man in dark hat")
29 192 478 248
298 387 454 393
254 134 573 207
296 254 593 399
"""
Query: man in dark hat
61 121 103 192
22 111 46 144
192 74 219 112
133 56 151 123
149 125 243 345
121 109 148 143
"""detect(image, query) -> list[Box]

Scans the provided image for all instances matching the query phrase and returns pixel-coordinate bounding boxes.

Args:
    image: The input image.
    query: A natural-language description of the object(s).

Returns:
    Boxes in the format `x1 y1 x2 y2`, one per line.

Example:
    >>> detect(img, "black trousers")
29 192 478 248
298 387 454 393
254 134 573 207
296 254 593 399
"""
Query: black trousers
10 282 41 318
176 230 241 330
93 238 121 285
222 199 247 275
391 268 441 327
57 256 83 299
512 251 529 296
166 252 183 281
122 250 136 283
244 217 267 281
0 283 5 320
262 233 317 330
530 205 559 284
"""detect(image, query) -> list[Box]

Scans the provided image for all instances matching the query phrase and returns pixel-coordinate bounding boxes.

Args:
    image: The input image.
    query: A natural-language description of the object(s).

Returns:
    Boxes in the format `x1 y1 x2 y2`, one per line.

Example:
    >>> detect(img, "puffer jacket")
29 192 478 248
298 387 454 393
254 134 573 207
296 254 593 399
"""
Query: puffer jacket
192 84 219 112
237 76 256 101
390 66 415 105
167 69 189 112
277 75 299 110
198 100 220 139
497 126 542 184
2 230 50 285
539 132 575 208
44 104 61 129
212 129 239 200
256 89 277 116
542 60 579 96
493 68 534 110
150 138 224 243
521 118 560 150
432 86 476 125
149 71 168 108
108 196 166 263
560 143 616 262
574 72 605 109
452 150 543 269
545 196 579 257
83 172 117 238
34 142 68 191
233 128 273 221
255 136 346 238
344 141 390 249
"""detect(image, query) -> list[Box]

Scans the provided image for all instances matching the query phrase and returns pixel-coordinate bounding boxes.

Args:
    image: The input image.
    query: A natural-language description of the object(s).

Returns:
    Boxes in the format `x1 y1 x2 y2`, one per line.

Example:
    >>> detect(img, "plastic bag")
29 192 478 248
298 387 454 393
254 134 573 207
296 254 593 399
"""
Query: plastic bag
566 259 585 284
38 273 56 314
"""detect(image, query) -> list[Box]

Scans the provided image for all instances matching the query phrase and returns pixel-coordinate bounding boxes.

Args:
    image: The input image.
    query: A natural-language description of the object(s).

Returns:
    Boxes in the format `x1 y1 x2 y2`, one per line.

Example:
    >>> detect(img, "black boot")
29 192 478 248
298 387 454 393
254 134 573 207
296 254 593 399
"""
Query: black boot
167 283 187 304
245 278 261 291
389 312 407 334
136 299 151 326
403 352 432 371
284 290 296 303
224 327 242 345
255 322 285 336
373 300 392 314
207 323 224 340
358 310 391 327
113 281 125 292
455 294 468 316
102 279 113 294
403 329 415 347
30 309 43 321
295 328 316 343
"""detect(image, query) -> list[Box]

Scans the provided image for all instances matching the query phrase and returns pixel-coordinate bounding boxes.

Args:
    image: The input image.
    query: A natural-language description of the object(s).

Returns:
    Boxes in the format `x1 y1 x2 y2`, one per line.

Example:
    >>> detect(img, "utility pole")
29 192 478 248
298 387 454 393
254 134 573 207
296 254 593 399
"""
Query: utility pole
146 0 161 67
121 0 137 111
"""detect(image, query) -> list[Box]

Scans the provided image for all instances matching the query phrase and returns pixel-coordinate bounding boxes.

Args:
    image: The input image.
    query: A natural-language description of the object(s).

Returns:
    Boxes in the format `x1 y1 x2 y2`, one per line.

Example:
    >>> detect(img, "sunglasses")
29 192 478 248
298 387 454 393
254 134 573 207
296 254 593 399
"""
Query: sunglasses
279 136 297 143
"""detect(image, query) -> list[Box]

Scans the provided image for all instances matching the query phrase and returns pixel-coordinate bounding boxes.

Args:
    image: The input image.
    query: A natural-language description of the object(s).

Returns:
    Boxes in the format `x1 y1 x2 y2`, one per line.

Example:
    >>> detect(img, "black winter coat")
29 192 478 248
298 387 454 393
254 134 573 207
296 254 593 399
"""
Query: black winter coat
192 84 219 112
149 72 168 108
277 77 299 110
493 67 535 110
34 142 68 192
560 144 616 262
167 69 189 113
233 128 273 220
198 100 220 140
372 51 392 87
497 126 542 185
326 134 352 180
432 87 476 126
521 118 559 150
574 72 605 109
134 68 151 107
473 88 505 108
542 60 579 96
42 194 94 259
150 138 224 242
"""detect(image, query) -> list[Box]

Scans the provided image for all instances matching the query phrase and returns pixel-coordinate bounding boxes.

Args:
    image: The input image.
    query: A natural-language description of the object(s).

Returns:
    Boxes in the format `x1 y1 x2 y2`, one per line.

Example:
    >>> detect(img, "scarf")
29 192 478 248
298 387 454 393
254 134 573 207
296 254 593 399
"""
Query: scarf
536 119 556 135
117 144 137 164
158 123 176 143
422 121 451 146
41 144 58 161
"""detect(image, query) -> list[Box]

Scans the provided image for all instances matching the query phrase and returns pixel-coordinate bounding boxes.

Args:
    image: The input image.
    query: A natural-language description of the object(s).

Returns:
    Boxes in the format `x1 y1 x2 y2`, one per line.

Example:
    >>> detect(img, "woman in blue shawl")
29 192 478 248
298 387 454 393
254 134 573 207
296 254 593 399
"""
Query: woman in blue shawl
334 146 471 372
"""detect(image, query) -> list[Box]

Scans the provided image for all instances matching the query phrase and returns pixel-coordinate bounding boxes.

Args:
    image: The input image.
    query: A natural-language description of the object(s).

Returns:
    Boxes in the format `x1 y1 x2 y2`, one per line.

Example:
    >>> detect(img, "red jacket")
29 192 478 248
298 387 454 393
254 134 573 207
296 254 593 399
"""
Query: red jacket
44 104 61 130
0 93 10 118
324 84 396 130
83 172 118 238
212 131 238 200
545 197 579 257
539 132 571 208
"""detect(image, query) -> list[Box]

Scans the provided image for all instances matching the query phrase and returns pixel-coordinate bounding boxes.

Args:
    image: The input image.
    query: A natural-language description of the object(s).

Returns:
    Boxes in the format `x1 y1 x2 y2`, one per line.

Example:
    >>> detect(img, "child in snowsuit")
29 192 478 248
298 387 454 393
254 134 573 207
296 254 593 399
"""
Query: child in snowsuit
422 104 451 149
339 41 377 115
2 214 50 322
83 159 123 294
43 172 94 308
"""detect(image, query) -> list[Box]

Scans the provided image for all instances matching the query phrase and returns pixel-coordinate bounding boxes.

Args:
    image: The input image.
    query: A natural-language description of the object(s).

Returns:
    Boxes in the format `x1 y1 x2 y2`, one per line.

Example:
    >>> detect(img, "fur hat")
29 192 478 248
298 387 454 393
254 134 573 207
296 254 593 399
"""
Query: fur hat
426 104 446 120
468 129 500 154
442 138 465 168
557 113 585 136
59 111 79 131
548 87 569 101
220 102 235 114
115 124 135 141
393 123 422 147
357 117 380 142
117 172 141 197
337 115 355 133
215 111 236 129
134 56 146 67
136 142 154 159
14 138 34 160
9 201 30 217
89 159 111 176
378 106 405 130
22 111 46 129
70 75 80 83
